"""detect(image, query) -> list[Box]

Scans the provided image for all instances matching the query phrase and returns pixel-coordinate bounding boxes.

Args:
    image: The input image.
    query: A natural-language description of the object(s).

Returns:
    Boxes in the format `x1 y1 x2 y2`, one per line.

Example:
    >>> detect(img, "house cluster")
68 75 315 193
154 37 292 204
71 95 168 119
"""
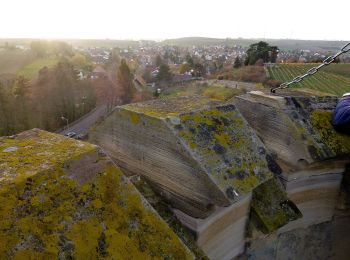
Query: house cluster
74 41 350 87
76 47 110 64
277 49 350 63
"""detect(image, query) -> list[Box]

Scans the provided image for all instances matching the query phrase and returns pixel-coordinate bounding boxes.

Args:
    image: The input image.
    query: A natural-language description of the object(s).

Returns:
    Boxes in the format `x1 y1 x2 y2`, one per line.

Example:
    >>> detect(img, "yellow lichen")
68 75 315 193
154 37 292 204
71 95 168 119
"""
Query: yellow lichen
0 130 192 259
130 112 141 124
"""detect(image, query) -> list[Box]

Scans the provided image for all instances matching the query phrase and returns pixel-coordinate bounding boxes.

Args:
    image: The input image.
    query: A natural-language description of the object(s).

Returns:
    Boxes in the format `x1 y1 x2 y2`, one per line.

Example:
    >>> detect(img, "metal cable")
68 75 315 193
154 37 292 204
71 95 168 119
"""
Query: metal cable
271 42 350 93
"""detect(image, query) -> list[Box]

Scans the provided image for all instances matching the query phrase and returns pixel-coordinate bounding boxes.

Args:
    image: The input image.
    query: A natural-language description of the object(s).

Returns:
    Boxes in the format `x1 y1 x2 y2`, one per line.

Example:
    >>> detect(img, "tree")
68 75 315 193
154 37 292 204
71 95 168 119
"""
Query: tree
233 57 242 69
118 59 136 104
179 63 191 74
185 54 194 68
155 55 163 67
13 77 31 131
157 63 172 82
244 41 279 65
30 41 48 57
0 82 13 135
192 63 205 77
71 53 88 68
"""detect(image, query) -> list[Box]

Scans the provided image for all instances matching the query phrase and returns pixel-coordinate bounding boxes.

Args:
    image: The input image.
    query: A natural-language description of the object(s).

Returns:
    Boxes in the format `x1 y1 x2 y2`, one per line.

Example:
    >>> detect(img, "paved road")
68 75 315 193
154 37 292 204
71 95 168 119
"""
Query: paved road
60 105 108 136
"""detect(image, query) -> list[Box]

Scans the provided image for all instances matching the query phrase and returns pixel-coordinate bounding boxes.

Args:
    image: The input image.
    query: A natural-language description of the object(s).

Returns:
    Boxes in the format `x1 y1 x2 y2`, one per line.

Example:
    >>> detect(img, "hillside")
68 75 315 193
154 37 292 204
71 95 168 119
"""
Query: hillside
267 63 350 96
17 57 58 79
0 49 59 80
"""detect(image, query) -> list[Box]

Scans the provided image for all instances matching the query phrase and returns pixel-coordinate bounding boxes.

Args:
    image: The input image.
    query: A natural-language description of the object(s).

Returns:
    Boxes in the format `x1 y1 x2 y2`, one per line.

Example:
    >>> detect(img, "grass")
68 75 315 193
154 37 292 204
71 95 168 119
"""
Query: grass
17 57 58 80
267 63 350 96
0 49 35 75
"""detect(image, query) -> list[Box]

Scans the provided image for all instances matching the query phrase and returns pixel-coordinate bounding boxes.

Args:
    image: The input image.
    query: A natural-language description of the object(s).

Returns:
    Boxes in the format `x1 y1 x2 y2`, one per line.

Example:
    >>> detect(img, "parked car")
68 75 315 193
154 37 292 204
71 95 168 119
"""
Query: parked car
65 132 76 138
75 133 88 140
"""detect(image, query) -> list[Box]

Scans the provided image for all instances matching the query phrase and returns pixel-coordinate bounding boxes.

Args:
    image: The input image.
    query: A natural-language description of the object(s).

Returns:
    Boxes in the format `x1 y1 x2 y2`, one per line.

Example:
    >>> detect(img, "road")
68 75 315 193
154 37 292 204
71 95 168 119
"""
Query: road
60 105 108 136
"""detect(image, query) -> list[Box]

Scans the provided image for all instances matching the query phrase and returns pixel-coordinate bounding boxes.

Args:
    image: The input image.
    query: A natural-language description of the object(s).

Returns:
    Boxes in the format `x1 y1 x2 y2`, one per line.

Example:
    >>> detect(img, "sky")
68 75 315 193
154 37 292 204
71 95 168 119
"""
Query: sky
0 0 349 41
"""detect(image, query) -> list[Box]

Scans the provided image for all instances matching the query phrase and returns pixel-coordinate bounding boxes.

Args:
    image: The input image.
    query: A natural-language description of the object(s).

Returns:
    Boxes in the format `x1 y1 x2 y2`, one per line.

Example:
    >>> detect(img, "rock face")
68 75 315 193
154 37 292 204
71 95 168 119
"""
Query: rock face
90 96 300 259
235 91 349 231
0 129 191 259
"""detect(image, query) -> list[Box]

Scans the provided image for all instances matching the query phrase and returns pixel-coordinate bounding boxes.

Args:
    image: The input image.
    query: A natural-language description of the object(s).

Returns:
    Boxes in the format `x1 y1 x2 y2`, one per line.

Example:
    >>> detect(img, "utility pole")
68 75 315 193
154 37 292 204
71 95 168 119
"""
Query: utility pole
61 116 69 131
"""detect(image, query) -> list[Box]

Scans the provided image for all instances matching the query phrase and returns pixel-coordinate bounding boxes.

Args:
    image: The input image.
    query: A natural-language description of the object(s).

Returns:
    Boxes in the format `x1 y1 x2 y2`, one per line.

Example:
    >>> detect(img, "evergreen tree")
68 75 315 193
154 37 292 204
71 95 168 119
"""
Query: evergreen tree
157 63 172 82
245 41 279 65
118 59 136 104
233 57 242 69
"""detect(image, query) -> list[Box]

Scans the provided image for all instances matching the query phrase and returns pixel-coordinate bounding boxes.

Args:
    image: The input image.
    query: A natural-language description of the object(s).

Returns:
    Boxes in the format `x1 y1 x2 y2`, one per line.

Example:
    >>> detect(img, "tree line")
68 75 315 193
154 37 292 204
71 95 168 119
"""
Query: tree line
0 61 96 136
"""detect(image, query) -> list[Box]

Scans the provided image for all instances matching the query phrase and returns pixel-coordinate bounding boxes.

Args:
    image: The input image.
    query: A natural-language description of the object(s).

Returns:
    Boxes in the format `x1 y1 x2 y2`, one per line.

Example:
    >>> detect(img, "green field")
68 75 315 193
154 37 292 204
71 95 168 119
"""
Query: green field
267 64 350 96
0 49 35 75
17 58 58 79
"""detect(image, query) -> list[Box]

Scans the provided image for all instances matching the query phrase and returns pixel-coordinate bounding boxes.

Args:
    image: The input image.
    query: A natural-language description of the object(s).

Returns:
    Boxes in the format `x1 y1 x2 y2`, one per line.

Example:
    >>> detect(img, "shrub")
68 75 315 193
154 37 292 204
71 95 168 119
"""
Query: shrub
232 66 266 83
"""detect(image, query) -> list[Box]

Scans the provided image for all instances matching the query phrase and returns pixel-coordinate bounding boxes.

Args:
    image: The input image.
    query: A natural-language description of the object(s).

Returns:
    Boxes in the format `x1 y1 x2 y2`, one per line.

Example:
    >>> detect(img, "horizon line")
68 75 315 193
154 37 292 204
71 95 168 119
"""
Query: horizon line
0 36 349 43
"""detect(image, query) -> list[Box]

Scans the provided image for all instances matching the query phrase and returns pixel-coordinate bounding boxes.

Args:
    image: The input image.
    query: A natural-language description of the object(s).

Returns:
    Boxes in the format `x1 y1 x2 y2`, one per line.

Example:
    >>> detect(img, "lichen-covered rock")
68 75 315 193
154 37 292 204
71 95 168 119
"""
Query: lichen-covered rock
234 91 347 164
90 96 273 218
251 178 302 234
235 91 348 231
310 110 350 155
89 96 290 260
0 129 192 259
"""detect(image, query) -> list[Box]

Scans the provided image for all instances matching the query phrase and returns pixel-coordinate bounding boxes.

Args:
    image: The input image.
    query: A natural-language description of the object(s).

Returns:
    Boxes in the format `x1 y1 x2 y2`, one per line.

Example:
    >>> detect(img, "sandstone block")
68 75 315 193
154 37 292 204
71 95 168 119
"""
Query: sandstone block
0 129 191 259
235 91 349 231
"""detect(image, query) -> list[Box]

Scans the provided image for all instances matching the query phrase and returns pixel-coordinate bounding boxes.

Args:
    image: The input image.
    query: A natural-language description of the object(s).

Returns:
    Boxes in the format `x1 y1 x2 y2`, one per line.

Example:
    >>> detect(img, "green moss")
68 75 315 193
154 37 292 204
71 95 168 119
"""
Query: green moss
310 110 350 154
251 178 302 234
0 130 192 259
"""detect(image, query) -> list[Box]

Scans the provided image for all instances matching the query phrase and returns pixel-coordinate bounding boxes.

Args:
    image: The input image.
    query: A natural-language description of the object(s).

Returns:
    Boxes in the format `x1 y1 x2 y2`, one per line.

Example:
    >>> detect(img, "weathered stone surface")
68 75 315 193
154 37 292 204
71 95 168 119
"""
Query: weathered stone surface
235 91 348 231
0 129 192 259
89 96 281 259
235 91 348 164
90 96 273 218
242 221 333 260
174 193 251 260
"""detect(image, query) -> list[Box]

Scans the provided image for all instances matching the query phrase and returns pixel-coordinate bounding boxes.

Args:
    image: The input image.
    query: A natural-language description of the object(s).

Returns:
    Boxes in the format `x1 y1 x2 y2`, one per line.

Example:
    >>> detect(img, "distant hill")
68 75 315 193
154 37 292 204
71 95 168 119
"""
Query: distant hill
1 37 349 52
162 37 349 52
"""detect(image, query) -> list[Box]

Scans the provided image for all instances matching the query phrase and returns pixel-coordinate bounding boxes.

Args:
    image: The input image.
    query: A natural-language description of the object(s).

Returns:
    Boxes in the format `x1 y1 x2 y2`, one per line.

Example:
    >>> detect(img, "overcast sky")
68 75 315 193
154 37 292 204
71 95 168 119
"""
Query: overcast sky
0 0 348 41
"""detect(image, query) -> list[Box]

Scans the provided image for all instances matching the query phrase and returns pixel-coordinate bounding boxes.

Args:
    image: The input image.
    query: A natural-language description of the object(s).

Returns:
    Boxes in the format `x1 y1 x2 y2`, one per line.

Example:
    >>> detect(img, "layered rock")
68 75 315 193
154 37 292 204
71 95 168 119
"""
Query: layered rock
90 96 299 259
235 91 349 231
0 129 191 259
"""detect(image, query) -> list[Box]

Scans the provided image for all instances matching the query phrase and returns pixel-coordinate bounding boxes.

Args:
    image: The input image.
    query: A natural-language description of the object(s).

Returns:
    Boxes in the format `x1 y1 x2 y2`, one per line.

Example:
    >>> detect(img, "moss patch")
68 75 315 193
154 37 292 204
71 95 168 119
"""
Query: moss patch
0 129 192 259
310 110 350 155
123 96 215 118
202 86 243 101
251 178 302 234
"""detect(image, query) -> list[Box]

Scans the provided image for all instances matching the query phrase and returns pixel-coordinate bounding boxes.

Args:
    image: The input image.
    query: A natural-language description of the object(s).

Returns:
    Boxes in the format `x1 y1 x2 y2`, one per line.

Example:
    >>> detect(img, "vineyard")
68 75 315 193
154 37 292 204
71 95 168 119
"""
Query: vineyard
266 64 350 96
